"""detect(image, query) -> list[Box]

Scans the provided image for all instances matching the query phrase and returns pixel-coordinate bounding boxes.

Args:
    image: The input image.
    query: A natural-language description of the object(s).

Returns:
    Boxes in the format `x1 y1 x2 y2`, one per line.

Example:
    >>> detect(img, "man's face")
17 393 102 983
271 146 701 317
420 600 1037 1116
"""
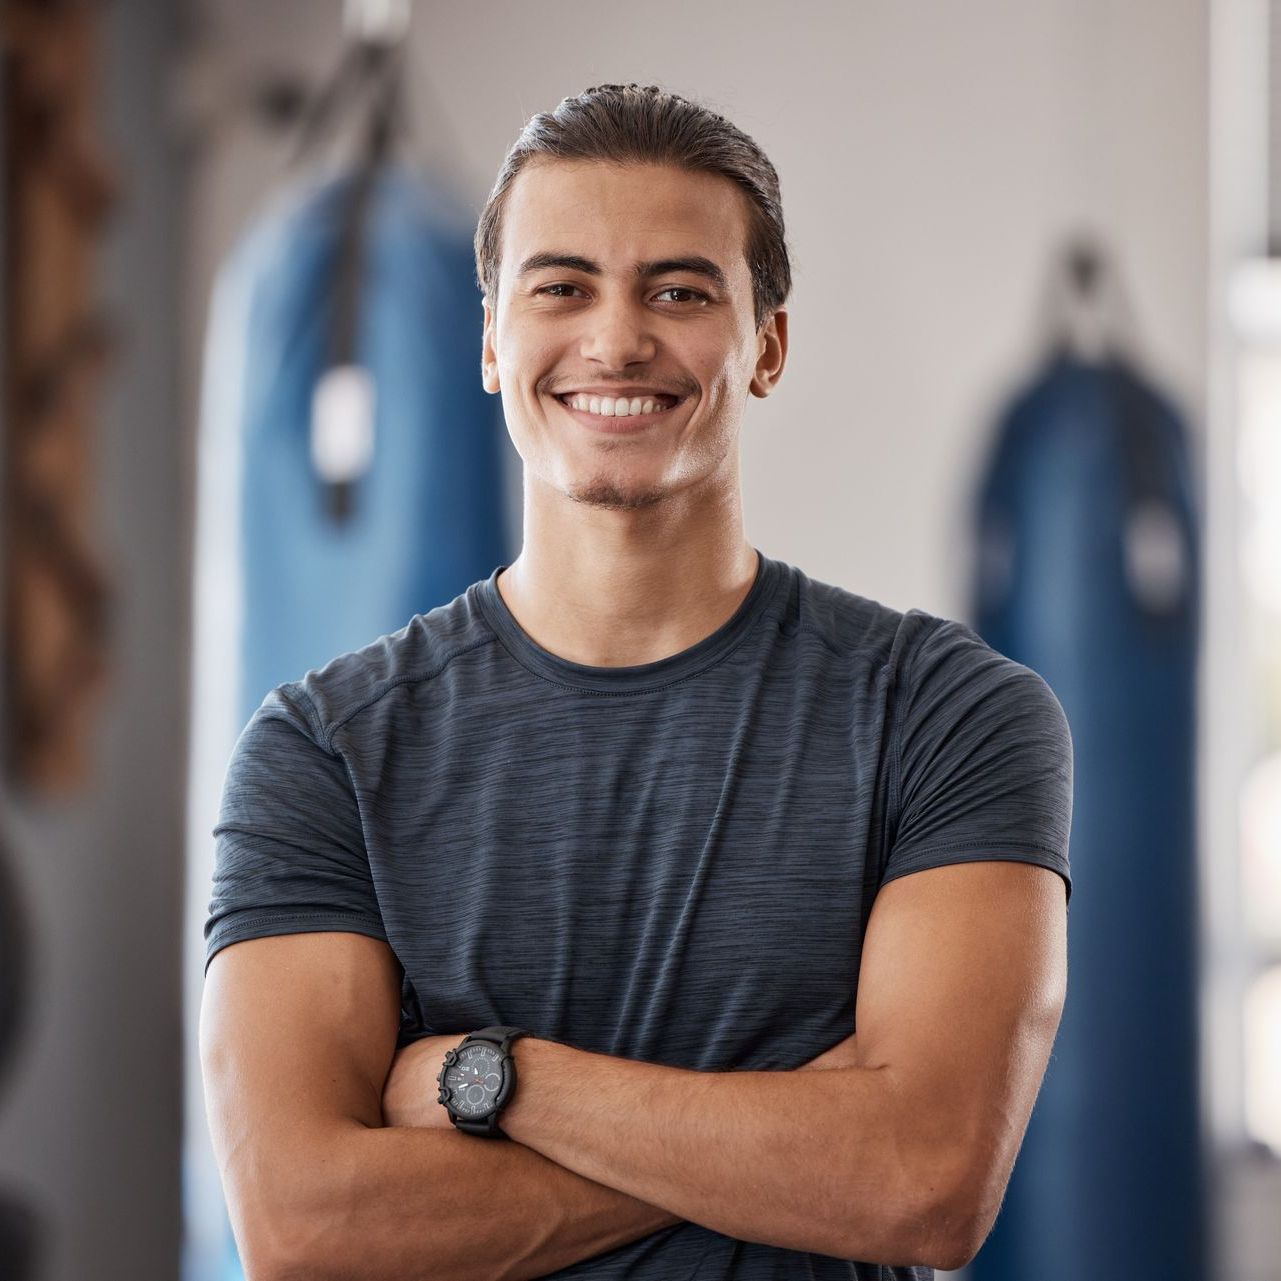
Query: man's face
481 159 786 510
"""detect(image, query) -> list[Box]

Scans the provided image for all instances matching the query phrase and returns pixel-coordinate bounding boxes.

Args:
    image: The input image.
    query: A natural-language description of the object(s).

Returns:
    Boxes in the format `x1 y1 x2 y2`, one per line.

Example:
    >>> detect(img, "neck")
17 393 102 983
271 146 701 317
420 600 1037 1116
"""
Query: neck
496 472 758 669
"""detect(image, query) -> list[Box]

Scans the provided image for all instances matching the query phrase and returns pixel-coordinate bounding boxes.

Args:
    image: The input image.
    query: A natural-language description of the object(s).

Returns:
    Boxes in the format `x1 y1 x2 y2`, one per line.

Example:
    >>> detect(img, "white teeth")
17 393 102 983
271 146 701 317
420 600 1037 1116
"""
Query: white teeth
565 394 672 417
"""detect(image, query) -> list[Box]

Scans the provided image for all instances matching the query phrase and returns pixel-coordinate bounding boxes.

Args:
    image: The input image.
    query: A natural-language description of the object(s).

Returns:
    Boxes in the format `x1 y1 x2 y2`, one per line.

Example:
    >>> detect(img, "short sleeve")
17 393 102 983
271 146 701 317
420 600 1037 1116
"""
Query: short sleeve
885 616 1074 904
203 681 388 975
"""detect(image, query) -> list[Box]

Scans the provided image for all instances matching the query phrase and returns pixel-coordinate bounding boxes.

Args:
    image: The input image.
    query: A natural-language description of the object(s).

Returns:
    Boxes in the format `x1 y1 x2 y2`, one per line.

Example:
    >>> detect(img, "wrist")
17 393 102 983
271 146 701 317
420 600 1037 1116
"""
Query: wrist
437 1026 542 1139
499 1035 557 1141
382 1033 460 1129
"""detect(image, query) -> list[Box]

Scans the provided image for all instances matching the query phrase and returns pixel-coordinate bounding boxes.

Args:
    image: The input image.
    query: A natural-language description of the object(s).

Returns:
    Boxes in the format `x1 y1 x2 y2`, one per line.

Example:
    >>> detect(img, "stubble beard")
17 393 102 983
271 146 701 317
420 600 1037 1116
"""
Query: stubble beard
565 472 669 510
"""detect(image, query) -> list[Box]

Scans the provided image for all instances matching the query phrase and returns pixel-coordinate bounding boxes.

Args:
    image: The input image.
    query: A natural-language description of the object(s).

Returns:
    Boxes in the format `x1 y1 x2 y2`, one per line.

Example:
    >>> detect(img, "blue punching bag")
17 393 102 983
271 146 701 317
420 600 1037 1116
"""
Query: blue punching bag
204 159 511 734
968 308 1206 1276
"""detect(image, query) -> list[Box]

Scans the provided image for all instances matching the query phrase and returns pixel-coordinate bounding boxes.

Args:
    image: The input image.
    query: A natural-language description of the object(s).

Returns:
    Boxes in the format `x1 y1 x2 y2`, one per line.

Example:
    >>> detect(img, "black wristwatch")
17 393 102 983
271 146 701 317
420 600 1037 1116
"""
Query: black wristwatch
436 1026 531 1138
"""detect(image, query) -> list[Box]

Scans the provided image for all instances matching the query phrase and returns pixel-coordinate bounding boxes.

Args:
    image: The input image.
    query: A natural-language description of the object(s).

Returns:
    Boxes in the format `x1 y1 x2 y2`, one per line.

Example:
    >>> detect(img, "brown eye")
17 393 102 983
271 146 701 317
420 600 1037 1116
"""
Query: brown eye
655 287 708 304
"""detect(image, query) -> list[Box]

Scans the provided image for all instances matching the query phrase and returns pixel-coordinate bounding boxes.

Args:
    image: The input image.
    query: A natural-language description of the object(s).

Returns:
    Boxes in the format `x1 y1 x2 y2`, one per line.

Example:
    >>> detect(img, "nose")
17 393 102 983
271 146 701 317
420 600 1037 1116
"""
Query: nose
579 293 658 368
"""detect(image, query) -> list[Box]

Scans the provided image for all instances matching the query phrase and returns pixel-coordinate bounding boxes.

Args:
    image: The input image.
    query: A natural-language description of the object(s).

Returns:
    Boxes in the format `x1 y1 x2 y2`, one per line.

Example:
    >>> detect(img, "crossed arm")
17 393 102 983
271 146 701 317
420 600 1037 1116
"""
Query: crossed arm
200 859 1067 1280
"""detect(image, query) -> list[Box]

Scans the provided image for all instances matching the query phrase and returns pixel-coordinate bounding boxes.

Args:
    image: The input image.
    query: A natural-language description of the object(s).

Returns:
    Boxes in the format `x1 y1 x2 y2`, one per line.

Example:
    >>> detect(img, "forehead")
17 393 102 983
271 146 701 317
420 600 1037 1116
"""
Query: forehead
499 160 752 287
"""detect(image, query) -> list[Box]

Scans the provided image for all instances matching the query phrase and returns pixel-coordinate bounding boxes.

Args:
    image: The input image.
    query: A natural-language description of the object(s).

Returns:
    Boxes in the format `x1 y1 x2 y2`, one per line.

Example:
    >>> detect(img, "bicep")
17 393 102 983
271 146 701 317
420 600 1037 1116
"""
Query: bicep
852 861 1067 1239
199 931 402 1271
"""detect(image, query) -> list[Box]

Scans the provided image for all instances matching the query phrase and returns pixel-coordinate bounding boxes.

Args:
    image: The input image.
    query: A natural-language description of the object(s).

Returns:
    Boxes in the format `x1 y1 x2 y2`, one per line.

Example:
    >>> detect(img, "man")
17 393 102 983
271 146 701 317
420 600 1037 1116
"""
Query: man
200 84 1072 1280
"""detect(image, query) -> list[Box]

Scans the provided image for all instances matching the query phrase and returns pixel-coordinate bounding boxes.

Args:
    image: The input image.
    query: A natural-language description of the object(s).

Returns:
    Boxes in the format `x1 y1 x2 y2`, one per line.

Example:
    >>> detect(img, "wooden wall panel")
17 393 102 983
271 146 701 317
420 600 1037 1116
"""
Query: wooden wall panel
2 0 116 794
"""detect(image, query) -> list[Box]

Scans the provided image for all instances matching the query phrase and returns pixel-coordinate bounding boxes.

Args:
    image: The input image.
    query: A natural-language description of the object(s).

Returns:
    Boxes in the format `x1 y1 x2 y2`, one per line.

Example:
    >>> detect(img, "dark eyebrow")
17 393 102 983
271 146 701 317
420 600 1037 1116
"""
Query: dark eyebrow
516 252 728 291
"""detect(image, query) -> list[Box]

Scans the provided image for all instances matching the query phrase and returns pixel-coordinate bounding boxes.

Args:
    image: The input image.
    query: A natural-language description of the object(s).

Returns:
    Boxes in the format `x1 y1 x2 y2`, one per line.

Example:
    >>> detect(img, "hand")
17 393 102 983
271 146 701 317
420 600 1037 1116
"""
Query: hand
381 1033 464 1130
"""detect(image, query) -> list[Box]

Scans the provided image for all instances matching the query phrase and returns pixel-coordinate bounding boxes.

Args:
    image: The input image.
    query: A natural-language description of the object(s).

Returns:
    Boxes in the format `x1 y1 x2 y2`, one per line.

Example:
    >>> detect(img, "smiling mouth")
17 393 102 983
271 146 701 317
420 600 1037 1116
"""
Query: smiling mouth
554 392 684 419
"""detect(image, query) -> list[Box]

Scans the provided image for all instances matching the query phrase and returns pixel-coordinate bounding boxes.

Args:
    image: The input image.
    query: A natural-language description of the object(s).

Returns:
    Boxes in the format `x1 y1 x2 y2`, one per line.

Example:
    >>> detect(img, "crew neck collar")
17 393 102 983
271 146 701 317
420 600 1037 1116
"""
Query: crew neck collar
473 549 784 694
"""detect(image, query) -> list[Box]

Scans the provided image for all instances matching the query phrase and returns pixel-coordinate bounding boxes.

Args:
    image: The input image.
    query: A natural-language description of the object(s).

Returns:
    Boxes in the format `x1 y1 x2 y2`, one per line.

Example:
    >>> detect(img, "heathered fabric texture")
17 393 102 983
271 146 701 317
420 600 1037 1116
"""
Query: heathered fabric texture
205 548 1073 1280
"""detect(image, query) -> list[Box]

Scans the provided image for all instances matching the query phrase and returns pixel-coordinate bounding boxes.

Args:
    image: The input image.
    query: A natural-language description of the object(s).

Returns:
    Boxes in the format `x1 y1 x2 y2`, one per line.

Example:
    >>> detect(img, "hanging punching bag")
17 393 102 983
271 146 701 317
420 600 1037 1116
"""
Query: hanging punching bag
203 155 511 734
968 243 1206 1279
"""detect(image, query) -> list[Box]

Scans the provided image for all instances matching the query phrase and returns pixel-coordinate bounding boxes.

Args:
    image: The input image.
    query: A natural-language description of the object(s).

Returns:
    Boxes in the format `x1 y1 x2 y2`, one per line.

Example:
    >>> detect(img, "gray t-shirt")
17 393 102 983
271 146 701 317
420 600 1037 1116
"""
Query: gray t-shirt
205 548 1073 1280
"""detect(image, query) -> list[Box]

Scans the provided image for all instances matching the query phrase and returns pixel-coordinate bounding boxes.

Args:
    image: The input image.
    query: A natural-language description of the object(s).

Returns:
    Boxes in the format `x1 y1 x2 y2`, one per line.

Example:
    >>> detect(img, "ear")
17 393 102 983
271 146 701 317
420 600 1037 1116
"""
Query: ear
481 296 500 394
749 308 787 398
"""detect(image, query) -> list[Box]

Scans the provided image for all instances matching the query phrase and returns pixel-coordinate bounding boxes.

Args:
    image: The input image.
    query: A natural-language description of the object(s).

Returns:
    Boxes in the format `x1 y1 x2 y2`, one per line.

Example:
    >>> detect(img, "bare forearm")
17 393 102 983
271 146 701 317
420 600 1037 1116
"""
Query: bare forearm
281 1122 682 1280
501 1039 959 1266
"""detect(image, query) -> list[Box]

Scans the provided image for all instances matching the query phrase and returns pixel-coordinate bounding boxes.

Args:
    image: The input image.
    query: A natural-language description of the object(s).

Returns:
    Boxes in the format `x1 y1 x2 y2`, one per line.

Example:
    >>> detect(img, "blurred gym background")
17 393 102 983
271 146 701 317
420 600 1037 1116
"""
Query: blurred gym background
0 0 1278 1278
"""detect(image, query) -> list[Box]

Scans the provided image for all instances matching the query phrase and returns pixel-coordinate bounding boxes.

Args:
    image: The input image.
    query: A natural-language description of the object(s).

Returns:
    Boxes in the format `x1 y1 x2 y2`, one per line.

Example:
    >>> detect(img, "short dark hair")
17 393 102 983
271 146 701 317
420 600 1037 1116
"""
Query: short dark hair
474 84 792 331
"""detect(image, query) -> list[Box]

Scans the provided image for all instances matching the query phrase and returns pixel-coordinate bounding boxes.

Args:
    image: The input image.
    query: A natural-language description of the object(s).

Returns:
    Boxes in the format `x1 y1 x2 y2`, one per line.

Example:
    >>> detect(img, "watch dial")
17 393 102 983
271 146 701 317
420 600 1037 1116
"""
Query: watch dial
443 1042 505 1117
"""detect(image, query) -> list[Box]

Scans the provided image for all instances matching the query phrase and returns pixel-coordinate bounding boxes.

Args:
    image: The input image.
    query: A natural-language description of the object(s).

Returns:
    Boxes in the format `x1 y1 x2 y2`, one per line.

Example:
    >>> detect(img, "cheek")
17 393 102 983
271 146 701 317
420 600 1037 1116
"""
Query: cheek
691 329 753 402
496 312 559 372
701 367 741 419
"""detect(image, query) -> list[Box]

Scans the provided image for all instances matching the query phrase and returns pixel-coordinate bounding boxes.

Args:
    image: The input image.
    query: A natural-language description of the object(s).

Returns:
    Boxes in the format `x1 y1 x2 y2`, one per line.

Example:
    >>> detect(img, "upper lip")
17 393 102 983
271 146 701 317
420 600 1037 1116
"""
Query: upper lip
555 386 684 400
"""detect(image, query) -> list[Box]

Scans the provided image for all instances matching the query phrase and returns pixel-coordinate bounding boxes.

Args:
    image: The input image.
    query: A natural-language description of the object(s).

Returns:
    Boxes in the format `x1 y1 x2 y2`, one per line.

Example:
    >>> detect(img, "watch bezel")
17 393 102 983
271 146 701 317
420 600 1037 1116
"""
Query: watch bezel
436 1037 516 1121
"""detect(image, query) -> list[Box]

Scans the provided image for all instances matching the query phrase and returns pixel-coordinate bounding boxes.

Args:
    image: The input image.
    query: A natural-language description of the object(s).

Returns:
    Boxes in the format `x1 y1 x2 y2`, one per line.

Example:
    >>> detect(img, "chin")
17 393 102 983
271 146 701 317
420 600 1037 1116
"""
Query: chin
564 473 670 510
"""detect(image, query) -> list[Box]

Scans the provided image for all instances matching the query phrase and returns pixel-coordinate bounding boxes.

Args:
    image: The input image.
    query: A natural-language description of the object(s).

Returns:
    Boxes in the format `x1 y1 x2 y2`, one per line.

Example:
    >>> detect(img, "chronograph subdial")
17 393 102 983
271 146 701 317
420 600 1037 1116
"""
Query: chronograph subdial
441 1043 508 1117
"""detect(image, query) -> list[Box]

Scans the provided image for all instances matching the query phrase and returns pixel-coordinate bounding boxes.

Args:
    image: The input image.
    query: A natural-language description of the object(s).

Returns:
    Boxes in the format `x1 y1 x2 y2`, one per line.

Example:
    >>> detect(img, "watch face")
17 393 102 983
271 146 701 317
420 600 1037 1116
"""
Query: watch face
443 1042 506 1118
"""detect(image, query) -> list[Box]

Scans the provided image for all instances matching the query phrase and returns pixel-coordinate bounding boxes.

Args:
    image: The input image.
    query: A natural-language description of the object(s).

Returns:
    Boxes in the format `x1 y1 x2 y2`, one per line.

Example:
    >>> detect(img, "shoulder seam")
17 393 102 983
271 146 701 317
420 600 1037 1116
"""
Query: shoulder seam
323 633 501 750
288 683 331 751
